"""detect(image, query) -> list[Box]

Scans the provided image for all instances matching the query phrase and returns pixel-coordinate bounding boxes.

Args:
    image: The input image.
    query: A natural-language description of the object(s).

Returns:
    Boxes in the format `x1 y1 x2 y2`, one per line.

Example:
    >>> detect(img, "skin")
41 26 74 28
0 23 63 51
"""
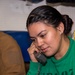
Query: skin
27 21 70 62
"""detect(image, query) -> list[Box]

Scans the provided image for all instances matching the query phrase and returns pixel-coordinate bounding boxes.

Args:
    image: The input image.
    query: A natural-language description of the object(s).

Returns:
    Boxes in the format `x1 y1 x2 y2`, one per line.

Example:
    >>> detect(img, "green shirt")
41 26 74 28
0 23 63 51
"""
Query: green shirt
27 37 75 75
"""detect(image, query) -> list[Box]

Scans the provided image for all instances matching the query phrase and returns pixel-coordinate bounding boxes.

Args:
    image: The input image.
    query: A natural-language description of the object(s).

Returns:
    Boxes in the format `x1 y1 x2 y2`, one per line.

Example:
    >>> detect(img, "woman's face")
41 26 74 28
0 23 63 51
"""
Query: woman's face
28 22 62 57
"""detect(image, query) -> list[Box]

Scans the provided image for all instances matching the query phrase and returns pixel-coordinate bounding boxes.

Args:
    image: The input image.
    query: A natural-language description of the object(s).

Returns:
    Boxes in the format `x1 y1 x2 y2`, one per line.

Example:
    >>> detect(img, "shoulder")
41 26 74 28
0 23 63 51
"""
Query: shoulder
0 32 20 51
69 36 75 48
0 32 16 43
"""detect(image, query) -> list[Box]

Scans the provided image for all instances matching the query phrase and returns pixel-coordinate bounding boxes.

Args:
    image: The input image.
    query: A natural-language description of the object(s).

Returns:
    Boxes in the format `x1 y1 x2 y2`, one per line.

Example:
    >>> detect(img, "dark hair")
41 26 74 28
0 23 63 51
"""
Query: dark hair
26 5 73 35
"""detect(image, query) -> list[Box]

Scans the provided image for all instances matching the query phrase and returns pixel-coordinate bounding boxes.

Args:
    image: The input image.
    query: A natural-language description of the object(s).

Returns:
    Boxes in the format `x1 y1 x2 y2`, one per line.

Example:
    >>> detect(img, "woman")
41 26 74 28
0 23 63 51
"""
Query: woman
26 5 75 75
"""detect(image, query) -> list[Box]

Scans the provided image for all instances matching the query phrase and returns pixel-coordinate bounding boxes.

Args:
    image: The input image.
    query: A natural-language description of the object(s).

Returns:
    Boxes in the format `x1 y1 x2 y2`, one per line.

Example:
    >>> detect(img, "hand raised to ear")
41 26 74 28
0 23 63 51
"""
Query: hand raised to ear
27 42 39 62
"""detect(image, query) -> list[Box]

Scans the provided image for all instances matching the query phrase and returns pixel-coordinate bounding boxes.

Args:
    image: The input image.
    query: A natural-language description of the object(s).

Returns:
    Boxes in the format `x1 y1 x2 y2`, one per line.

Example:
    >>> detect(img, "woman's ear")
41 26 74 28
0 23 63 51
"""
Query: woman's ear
56 22 64 34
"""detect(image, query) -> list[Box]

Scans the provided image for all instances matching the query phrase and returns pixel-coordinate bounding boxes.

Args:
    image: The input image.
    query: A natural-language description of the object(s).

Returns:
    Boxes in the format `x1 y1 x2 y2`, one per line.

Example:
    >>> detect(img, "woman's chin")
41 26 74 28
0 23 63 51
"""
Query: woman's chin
44 51 54 57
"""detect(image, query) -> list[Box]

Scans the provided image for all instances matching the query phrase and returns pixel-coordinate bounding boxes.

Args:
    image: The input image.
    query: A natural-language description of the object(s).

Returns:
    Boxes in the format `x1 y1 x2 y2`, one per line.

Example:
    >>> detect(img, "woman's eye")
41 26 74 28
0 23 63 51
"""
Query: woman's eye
40 34 46 38
31 39 35 42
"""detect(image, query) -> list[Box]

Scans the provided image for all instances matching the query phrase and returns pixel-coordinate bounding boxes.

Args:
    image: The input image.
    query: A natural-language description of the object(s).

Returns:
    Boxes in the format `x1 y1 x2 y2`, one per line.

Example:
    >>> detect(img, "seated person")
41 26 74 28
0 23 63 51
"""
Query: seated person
0 31 26 75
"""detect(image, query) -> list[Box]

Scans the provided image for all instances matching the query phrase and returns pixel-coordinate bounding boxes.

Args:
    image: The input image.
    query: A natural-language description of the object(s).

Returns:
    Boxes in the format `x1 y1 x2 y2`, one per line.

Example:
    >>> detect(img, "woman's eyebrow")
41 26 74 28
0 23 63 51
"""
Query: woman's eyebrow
30 30 46 38
37 30 46 36
30 36 35 39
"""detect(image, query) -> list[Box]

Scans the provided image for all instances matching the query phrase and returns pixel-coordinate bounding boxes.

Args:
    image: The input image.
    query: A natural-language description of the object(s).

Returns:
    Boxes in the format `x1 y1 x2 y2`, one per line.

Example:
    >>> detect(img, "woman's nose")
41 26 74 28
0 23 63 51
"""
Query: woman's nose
36 38 43 47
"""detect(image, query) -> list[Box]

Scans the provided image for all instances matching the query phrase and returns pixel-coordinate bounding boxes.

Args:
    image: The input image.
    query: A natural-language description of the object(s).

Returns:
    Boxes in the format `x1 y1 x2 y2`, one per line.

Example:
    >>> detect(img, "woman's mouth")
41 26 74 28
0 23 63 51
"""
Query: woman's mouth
41 47 49 53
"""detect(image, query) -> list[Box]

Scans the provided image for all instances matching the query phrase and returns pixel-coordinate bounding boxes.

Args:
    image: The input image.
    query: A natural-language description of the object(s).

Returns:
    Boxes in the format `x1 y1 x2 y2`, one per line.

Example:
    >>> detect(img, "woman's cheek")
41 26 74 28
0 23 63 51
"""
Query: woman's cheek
46 33 55 44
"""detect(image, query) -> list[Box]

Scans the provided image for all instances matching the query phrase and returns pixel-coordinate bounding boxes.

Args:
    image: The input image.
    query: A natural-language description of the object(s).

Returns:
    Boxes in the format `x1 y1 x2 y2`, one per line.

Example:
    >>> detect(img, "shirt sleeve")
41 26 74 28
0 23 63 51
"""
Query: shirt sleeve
0 33 26 75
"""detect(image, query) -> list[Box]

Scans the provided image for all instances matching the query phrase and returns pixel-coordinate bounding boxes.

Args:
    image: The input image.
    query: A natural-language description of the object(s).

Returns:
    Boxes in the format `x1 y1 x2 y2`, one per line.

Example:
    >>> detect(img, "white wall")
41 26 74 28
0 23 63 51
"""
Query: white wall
0 0 75 34
0 0 46 31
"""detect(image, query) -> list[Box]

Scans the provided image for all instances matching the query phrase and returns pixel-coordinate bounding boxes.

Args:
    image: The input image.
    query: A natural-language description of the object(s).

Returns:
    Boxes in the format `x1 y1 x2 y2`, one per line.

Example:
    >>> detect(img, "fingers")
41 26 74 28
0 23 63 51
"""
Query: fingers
27 43 39 62
27 43 39 55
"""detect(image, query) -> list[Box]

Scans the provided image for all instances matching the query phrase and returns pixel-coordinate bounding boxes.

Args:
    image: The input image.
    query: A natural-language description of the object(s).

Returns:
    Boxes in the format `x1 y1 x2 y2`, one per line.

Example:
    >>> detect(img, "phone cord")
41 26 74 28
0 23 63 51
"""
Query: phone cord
36 64 42 75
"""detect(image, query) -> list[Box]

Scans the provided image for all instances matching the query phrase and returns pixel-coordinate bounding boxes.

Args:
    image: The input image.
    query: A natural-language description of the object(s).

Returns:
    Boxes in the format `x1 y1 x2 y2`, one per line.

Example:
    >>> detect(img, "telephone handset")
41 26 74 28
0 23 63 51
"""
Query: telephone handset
34 51 47 65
